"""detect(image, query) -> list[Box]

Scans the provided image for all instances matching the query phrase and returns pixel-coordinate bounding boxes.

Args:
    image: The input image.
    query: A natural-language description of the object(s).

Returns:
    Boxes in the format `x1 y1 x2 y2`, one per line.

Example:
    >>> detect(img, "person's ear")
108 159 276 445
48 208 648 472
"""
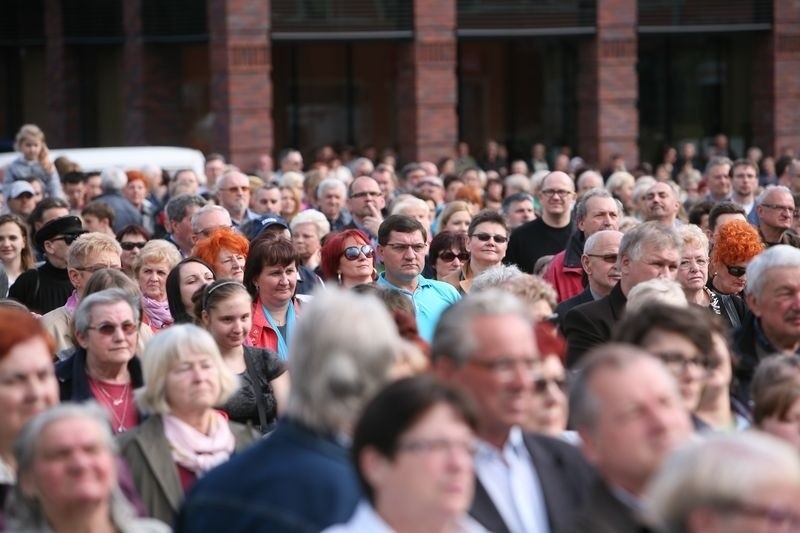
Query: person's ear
360 446 391 491
75 329 90 349
67 268 82 289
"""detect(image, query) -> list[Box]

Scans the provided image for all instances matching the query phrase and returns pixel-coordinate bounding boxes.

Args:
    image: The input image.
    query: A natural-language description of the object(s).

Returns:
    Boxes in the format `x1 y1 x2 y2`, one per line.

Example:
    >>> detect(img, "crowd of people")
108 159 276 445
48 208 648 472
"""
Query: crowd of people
0 123 799 532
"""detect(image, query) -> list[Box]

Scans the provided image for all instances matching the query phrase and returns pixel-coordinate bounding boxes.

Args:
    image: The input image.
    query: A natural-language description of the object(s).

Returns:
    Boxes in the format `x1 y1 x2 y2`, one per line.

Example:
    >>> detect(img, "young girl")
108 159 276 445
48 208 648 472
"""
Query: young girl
4 124 63 199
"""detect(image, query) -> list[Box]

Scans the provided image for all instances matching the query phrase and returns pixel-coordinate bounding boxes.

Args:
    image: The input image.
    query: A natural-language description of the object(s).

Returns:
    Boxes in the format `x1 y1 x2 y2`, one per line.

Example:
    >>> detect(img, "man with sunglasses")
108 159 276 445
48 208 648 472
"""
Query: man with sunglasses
216 171 259 230
376 215 460 343
9 215 86 314
543 188 621 302
505 171 575 274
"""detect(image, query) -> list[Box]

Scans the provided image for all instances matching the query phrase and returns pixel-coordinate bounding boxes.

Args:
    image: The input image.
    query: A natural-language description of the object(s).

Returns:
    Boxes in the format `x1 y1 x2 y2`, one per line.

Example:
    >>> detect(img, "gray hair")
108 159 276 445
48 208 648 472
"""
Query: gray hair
644 432 800 533
575 188 620 223
626 278 688 314
605 171 635 194
190 204 232 233
584 229 623 255
618 221 682 265
166 193 207 223
286 288 400 435
569 344 670 433
100 166 128 192
317 177 346 199
289 209 331 239
471 264 525 293
503 174 532 194
432 289 530 366
391 196 429 217
676 224 709 253
8 403 143 530
74 288 140 336
278 171 304 190
756 184 793 207
704 156 733 175
745 244 800 297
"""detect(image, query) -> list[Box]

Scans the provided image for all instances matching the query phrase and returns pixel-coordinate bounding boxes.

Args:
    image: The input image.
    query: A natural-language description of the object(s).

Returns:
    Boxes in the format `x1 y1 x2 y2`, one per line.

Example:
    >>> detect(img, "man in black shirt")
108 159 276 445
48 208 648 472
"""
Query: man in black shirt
9 215 85 314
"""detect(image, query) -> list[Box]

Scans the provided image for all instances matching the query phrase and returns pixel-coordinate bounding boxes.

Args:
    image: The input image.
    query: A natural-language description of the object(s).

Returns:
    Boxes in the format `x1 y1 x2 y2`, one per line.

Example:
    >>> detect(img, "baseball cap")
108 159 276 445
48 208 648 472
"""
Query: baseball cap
7 181 35 199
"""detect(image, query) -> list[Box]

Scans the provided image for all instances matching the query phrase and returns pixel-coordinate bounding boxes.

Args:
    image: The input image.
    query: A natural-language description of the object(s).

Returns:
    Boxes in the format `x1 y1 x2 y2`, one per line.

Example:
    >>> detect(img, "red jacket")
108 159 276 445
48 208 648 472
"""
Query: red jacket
542 249 584 303
248 299 302 351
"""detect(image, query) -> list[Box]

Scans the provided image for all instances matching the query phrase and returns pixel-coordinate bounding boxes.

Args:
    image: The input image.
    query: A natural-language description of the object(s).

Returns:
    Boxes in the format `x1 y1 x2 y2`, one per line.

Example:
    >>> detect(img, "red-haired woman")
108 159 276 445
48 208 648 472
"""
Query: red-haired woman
709 219 764 298
193 227 250 283
319 229 376 288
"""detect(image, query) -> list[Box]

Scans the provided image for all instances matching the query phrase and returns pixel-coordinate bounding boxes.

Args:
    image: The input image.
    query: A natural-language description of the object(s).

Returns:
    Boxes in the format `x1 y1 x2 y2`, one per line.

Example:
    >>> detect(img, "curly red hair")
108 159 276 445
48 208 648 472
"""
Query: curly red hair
711 219 764 265
192 227 250 275
319 229 373 281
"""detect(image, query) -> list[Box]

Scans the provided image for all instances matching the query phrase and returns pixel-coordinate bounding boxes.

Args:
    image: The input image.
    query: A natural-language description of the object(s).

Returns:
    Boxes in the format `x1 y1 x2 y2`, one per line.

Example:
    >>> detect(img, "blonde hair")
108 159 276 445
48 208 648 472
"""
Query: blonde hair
14 124 53 173
135 324 239 414
132 239 182 276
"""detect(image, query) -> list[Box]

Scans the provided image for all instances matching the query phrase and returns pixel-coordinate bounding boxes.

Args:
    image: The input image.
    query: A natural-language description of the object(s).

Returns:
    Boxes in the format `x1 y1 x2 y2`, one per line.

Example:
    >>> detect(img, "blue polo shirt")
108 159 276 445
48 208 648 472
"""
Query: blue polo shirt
377 273 461 342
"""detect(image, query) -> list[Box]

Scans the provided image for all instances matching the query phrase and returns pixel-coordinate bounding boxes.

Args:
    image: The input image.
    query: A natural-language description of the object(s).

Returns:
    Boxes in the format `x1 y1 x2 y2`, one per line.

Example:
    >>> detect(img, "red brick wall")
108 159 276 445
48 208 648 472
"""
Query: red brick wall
208 0 273 171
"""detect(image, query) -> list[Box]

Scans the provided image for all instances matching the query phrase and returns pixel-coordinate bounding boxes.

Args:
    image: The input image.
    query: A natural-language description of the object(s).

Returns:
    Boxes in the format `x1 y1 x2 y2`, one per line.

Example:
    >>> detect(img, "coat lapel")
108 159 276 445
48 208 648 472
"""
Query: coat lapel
135 416 184 512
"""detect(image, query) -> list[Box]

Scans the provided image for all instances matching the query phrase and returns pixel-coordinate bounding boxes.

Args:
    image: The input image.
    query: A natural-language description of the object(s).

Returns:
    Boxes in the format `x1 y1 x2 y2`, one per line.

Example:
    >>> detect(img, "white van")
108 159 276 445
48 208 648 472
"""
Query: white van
0 146 206 178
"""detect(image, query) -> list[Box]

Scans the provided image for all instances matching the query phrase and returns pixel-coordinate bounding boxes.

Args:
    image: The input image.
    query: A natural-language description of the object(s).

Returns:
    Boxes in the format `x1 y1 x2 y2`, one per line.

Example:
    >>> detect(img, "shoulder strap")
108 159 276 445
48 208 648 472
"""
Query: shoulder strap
242 349 269 433
721 295 741 328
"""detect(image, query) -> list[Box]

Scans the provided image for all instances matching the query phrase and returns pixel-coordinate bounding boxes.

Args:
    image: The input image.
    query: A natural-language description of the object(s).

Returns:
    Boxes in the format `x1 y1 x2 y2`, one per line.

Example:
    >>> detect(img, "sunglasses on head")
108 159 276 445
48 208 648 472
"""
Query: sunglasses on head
472 233 508 244
120 241 147 251
87 321 138 336
343 244 374 261
726 265 747 278
439 251 470 262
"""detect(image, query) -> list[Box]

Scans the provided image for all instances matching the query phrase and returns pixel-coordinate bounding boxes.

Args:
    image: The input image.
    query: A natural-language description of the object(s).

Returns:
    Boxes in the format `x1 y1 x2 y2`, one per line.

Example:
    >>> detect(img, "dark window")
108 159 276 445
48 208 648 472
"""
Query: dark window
141 0 208 42
458 0 596 36
639 0 771 29
272 0 412 39
62 0 123 43
0 0 45 45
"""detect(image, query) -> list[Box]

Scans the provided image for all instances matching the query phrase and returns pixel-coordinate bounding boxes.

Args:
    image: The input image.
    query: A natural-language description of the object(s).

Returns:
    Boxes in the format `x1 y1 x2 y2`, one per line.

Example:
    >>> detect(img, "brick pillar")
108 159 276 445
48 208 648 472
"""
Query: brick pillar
396 0 458 163
123 0 147 145
207 0 273 171
578 0 638 167
44 0 79 146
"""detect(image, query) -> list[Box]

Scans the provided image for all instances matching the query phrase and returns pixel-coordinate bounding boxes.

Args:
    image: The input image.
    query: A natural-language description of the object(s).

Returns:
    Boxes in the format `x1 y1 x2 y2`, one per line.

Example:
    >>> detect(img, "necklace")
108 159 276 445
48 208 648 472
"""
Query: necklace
90 377 131 433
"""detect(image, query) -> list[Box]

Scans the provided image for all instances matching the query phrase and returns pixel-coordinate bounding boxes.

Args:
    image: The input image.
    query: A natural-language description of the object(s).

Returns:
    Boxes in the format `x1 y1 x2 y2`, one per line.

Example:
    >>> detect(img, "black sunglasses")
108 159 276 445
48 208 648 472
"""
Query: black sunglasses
439 251 470 262
472 233 508 244
120 241 147 251
52 233 82 245
342 244 374 261
726 265 747 278
533 376 568 394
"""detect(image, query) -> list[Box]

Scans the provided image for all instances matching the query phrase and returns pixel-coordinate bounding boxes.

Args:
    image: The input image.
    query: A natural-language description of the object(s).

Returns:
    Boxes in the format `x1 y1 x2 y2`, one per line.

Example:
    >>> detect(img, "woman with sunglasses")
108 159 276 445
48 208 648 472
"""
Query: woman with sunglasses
428 230 469 281
526 321 571 440
708 219 763 300
115 224 151 279
442 210 508 295
319 229 376 288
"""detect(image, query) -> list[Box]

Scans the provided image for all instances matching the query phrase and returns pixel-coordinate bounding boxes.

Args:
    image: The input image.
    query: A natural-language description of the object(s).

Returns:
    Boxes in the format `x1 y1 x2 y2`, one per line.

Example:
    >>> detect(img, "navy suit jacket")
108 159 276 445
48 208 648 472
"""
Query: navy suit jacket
469 433 596 533
563 283 627 368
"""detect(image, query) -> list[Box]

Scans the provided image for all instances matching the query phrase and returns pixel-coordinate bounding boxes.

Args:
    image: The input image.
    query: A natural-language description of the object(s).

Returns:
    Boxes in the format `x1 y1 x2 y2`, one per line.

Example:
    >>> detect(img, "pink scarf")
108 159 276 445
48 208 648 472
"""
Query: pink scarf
141 295 173 329
162 412 236 475
65 289 80 314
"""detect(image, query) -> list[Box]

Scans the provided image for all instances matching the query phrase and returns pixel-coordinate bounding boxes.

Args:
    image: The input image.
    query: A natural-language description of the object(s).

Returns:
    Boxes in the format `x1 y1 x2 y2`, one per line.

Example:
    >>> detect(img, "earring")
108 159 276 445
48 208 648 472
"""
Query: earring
337 272 343 285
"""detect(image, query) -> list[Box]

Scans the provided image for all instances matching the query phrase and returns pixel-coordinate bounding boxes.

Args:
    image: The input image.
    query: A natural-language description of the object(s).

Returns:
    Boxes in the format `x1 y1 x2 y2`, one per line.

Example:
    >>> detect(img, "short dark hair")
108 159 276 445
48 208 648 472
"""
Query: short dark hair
612 303 713 357
687 200 714 227
28 197 69 227
243 236 297 299
708 202 746 232
467 209 508 236
82 201 115 227
62 171 85 186
378 214 427 245
166 193 207 223
501 192 534 215
776 155 794 178
429 231 469 276
352 375 478 503
166 257 216 324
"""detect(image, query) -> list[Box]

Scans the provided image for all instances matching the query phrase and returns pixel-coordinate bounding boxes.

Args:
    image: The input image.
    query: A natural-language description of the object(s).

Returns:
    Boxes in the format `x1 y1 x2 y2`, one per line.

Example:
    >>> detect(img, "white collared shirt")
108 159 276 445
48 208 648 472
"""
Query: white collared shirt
474 426 550 533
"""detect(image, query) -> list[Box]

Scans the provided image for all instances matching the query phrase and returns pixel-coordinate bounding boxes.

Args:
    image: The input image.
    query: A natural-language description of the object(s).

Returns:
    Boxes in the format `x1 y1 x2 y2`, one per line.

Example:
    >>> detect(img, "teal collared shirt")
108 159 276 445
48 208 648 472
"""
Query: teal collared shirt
376 273 461 342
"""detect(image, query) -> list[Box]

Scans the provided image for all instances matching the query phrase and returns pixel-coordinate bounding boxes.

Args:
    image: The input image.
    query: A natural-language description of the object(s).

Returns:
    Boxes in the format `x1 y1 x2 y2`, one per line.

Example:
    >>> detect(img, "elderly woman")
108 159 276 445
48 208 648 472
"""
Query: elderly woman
192 227 249 283
7 403 169 532
0 307 59 508
243 236 301 359
118 324 259 524
437 200 473 234
116 224 151 279
197 280 289 433
709 219 764 298
644 432 800 533
443 210 508 295
428 230 469 281
319 229 375 288
289 208 330 272
753 381 800 450
324 375 482 533
166 257 216 324
605 171 636 215
133 239 182 331
55 289 143 434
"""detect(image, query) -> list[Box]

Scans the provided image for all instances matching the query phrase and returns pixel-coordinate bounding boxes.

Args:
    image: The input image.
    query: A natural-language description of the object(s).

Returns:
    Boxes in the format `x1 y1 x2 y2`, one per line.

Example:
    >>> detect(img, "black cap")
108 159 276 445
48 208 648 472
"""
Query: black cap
35 215 86 249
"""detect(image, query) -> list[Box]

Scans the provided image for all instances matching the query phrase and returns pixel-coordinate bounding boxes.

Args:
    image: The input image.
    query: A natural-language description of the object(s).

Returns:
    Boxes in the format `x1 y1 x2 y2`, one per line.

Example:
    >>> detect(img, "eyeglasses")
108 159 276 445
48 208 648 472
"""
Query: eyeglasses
51 234 82 245
384 243 427 253
585 253 618 264
439 251 470 262
87 321 138 336
350 191 382 199
120 241 147 251
655 352 712 373
469 356 540 382
471 233 508 244
533 375 568 395
541 189 575 198
75 264 123 274
726 265 747 278
761 203 796 215
679 257 709 270
221 185 249 194
397 437 478 457
342 244 374 261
